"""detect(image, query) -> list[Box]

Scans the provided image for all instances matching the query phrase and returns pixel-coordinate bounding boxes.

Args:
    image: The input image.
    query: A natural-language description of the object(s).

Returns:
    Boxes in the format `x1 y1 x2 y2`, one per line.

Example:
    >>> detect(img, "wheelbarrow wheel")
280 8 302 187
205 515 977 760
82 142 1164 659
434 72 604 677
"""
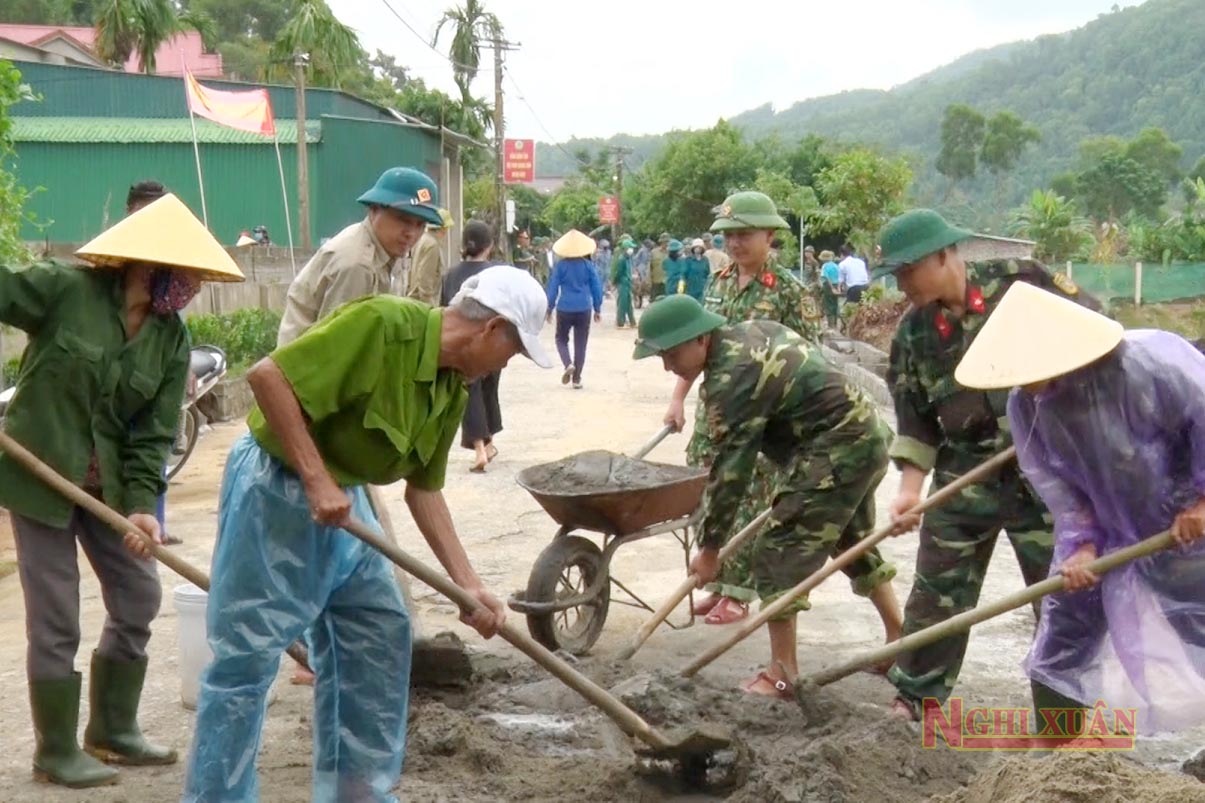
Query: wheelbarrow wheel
525 535 610 655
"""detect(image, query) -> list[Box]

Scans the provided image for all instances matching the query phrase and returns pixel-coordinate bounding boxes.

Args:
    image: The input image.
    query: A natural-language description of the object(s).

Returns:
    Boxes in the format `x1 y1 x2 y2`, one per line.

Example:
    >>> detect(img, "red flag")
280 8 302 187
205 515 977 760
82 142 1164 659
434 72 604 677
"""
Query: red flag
184 70 275 136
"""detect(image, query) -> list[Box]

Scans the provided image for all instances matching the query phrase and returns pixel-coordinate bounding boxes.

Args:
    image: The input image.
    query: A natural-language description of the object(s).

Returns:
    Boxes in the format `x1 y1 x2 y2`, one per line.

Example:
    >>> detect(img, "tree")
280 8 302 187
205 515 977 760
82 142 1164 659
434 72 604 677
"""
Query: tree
935 104 985 185
980 111 1041 175
93 0 182 73
1009 189 1092 263
0 61 38 263
1075 152 1166 222
542 181 604 235
269 0 361 88
810 148 913 256
1124 127 1183 186
432 0 501 103
626 120 759 236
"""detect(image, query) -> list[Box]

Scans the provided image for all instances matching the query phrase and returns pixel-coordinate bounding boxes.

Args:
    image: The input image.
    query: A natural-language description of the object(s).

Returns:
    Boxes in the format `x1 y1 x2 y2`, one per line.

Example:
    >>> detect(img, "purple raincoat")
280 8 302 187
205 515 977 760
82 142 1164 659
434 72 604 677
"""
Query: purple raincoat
1009 330 1205 732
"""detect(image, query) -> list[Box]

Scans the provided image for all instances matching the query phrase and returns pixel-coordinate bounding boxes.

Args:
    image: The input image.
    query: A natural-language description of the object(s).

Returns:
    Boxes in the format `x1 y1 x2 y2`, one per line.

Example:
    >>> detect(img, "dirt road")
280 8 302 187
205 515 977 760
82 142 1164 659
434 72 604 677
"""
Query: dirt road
0 300 1201 801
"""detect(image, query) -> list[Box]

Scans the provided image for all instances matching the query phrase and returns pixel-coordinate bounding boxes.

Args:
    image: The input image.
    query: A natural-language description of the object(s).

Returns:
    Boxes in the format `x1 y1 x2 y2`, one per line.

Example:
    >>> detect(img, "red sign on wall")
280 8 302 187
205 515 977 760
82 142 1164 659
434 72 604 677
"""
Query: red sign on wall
598 196 620 224
503 139 535 183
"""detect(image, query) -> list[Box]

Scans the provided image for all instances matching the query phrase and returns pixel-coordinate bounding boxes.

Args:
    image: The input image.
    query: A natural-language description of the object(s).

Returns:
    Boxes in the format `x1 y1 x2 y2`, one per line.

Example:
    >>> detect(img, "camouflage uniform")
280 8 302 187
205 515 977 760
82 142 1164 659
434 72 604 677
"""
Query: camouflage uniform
886 258 1101 710
689 258 889 601
699 320 896 617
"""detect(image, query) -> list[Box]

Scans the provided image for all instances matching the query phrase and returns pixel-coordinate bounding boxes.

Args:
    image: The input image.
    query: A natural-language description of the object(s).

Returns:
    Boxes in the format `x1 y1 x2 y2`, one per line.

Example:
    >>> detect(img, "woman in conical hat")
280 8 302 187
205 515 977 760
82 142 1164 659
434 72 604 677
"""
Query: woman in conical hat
0 193 242 788
957 281 1205 733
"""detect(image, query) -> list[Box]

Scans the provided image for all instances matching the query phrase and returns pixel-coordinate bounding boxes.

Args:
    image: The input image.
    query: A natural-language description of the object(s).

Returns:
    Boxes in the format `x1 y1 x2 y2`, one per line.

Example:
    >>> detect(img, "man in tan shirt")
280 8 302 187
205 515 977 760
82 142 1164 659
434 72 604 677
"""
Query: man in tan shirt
276 166 445 685
404 209 454 306
277 167 442 347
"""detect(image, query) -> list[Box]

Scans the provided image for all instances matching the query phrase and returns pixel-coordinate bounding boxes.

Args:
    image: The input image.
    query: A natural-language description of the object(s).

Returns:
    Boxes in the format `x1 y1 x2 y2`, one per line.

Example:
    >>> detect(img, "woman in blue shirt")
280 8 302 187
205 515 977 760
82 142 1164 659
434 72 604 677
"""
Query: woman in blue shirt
683 238 710 302
547 230 603 389
819 249 842 329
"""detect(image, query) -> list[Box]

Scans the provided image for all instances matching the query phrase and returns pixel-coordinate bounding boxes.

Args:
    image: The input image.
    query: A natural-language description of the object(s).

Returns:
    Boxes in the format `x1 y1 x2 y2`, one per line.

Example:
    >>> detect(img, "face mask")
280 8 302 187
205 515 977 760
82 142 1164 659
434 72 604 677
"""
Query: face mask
148 268 202 315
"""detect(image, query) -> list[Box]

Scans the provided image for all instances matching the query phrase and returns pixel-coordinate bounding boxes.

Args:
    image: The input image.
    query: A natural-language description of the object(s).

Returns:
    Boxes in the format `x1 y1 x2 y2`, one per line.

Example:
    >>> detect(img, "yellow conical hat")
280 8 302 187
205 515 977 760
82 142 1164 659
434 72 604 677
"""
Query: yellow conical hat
553 229 596 259
955 281 1123 389
76 194 244 282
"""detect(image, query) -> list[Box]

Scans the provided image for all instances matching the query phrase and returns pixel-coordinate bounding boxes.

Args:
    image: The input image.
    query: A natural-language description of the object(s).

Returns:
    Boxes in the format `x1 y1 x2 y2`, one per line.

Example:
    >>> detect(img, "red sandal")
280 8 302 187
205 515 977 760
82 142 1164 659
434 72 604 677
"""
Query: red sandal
741 671 794 701
691 593 722 616
704 597 749 625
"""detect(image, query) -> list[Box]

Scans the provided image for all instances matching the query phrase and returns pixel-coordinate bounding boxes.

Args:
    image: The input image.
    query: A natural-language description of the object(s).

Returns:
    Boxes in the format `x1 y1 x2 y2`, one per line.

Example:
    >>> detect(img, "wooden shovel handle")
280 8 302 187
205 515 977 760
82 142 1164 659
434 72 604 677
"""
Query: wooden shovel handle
619 508 773 661
0 430 312 671
810 529 1176 686
680 446 1018 677
339 516 673 750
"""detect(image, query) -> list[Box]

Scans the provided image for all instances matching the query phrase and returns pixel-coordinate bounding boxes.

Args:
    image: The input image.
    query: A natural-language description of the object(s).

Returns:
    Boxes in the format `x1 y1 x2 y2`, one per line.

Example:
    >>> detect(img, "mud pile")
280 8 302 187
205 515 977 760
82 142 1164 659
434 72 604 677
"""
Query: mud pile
519 451 702 495
397 657 982 802
935 752 1205 803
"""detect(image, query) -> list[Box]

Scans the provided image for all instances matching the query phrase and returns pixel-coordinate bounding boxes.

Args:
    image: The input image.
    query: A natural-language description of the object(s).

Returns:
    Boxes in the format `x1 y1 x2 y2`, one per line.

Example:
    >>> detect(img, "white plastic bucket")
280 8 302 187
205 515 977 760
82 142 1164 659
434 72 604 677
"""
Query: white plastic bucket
173 583 211 710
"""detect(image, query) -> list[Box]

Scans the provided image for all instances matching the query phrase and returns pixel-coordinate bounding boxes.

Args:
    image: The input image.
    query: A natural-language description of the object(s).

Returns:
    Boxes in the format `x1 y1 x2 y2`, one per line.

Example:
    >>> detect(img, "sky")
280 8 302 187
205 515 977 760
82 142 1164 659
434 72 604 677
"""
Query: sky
327 0 1137 142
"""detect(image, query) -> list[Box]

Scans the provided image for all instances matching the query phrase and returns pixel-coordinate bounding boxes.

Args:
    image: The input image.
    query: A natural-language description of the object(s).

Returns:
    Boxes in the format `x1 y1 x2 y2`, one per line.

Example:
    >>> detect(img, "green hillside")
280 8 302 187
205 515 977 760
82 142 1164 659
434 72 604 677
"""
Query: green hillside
537 0 1205 219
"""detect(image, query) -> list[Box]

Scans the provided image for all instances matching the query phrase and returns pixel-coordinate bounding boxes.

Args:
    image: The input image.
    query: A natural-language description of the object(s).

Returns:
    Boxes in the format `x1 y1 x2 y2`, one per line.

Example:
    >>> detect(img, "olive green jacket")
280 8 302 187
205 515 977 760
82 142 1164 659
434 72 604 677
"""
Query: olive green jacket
0 261 189 527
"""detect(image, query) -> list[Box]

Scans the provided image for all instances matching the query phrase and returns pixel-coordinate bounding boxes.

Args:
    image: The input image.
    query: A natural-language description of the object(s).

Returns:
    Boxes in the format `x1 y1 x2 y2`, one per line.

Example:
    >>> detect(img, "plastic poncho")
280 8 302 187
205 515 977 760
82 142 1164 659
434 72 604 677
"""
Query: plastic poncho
1009 330 1205 732
184 433 412 802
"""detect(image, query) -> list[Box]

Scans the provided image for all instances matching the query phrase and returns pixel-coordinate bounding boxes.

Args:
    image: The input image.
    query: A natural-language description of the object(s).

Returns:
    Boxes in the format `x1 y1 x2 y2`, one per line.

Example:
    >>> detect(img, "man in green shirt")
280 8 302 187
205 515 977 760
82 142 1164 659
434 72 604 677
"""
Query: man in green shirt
634 295 895 699
184 266 552 803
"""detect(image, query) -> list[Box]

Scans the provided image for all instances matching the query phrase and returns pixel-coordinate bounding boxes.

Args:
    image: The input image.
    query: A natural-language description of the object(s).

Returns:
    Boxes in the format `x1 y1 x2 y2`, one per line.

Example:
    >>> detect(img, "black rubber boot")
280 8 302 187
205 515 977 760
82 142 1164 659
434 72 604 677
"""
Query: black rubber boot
83 651 178 765
1031 680 1087 739
29 673 120 788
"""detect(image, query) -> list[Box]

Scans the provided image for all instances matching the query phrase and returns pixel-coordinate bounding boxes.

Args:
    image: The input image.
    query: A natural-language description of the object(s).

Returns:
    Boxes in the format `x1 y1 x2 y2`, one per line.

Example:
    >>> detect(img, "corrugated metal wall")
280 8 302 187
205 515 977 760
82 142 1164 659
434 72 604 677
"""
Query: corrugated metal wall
14 61 389 121
14 117 446 244
315 116 444 240
14 140 300 244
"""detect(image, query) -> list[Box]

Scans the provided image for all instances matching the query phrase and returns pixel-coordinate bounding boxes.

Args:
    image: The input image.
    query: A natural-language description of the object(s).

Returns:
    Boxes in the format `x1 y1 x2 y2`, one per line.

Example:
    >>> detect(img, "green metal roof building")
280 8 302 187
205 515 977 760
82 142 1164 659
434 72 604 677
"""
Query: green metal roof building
6 61 481 248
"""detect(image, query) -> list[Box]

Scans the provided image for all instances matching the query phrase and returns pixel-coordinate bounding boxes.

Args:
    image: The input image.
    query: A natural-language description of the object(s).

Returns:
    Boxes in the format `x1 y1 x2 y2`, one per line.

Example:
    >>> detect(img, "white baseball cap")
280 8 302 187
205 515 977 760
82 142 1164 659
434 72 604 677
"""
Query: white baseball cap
449 265 553 368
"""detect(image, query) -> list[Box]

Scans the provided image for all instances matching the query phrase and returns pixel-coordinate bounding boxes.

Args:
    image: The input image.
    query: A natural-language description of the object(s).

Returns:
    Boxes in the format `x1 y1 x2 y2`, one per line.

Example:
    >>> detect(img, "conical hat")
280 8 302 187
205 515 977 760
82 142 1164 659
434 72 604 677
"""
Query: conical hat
235 234 257 247
553 229 596 258
76 194 245 282
955 281 1123 389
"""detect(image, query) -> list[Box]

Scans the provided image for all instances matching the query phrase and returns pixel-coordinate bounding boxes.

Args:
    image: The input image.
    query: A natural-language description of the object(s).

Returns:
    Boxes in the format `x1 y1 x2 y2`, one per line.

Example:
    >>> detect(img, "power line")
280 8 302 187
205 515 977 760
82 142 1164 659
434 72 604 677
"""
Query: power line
504 71 592 169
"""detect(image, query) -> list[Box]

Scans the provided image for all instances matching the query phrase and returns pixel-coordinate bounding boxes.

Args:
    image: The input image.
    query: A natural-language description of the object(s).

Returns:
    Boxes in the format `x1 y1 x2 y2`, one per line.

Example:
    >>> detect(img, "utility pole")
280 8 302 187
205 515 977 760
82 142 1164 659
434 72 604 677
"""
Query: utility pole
487 35 520 263
609 146 632 244
294 52 312 250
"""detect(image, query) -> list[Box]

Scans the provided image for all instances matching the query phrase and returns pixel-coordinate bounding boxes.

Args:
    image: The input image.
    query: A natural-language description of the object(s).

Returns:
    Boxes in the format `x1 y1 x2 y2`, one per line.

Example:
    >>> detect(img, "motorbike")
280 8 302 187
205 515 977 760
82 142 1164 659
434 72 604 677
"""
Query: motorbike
0 345 227 481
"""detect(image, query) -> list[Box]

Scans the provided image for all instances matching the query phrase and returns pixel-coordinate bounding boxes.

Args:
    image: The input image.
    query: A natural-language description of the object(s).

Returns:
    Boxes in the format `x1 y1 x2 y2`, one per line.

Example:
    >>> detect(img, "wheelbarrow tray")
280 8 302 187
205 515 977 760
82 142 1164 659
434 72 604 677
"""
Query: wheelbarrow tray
517 450 706 536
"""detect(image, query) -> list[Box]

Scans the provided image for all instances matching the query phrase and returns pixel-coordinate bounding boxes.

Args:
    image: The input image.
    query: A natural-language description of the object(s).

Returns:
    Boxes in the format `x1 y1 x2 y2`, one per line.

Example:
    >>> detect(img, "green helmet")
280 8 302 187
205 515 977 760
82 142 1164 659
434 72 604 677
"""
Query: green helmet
668 238 683 252
357 167 442 226
633 295 725 360
874 208 973 279
710 191 789 232
658 232 671 243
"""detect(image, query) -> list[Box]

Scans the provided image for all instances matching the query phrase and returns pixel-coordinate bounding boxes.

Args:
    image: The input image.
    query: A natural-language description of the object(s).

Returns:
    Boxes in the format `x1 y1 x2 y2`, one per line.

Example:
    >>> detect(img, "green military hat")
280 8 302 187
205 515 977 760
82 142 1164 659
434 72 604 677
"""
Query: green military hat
658 232 671 243
357 167 443 226
668 238 683 252
874 208 973 279
619 236 638 249
710 191 789 232
633 295 725 359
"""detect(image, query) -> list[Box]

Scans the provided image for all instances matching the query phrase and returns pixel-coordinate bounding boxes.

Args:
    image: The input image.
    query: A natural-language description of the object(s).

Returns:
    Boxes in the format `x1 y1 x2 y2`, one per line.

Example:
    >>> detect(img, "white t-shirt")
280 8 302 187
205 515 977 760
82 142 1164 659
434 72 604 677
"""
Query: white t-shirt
839 255 869 288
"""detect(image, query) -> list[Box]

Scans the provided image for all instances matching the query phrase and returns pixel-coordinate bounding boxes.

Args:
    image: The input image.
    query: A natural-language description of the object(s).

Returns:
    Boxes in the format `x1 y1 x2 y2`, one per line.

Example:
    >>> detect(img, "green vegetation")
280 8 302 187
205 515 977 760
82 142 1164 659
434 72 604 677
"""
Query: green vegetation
185 307 280 374
1110 301 1205 341
0 61 36 264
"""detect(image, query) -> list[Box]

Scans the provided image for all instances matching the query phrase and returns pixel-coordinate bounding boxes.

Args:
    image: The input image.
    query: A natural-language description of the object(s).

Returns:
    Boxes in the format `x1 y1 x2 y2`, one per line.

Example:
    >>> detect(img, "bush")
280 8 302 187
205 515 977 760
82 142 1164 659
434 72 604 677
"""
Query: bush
186 307 281 374
3 356 18 387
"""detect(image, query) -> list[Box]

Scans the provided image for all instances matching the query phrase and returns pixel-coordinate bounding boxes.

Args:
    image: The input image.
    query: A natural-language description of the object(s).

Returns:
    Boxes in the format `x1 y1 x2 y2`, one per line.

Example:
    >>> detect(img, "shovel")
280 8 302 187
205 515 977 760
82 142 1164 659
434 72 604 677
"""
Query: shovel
681 446 1018 677
0 430 313 671
808 529 1176 687
619 509 772 661
339 515 730 771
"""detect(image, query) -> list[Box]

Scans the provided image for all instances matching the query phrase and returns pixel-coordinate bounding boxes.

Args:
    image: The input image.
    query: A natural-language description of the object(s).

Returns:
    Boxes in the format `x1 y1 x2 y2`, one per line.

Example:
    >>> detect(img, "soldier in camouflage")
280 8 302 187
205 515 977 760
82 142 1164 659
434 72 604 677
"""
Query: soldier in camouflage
636 295 896 697
878 208 1102 720
663 191 901 642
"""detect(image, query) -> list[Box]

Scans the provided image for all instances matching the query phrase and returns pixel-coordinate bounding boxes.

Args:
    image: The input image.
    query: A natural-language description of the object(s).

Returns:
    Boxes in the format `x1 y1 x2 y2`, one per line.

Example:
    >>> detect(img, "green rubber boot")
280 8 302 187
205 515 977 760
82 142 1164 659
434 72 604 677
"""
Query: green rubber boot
29 673 120 788
83 652 178 765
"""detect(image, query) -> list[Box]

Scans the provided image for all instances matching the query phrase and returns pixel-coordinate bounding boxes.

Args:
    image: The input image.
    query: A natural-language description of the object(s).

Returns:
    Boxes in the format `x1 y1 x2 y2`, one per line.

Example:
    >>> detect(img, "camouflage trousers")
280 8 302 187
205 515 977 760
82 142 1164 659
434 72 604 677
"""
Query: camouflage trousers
888 467 1054 710
689 411 897 615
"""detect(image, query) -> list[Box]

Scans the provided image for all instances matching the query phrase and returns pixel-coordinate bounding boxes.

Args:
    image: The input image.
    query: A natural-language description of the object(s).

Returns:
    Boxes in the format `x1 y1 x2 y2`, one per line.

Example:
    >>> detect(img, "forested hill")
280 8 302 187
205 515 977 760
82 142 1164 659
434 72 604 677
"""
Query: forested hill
537 0 1205 208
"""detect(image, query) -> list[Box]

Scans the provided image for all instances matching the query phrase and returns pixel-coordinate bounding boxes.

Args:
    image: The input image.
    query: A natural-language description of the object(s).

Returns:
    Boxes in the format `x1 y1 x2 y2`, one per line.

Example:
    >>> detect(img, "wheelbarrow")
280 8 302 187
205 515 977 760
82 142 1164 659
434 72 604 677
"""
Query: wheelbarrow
508 428 707 655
